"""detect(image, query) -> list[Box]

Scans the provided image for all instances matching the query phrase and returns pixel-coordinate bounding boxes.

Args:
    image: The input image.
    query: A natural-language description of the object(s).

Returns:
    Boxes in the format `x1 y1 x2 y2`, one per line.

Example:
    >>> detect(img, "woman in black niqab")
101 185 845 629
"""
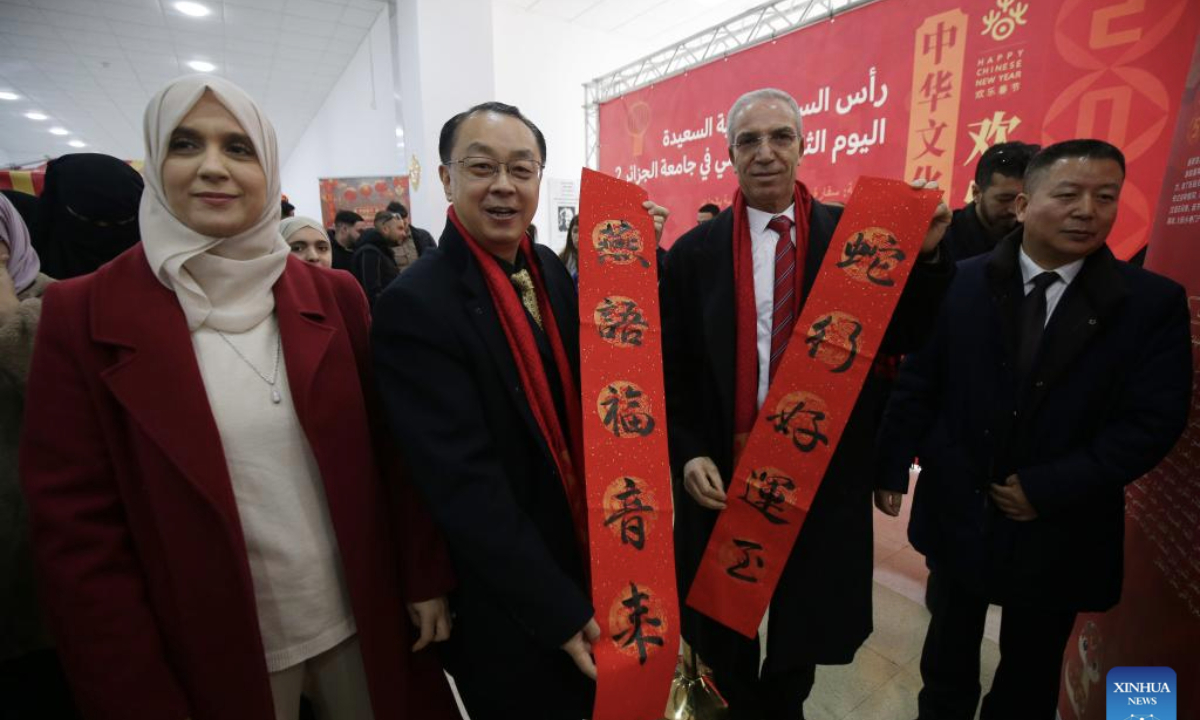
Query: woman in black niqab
33 153 144 279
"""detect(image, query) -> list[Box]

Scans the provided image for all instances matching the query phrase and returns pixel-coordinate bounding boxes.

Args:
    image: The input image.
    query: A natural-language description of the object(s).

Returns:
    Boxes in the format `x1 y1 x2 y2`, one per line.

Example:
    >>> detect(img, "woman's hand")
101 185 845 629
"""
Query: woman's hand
406 596 452 651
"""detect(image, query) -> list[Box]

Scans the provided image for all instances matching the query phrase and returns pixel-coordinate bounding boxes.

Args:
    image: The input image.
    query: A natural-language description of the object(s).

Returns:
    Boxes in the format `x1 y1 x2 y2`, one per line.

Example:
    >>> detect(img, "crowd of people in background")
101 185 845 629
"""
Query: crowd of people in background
0 73 1191 720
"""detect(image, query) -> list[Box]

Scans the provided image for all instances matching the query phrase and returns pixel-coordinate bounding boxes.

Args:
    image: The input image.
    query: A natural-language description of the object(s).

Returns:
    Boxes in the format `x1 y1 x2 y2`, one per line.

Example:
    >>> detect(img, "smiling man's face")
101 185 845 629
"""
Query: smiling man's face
439 111 542 261
728 98 802 214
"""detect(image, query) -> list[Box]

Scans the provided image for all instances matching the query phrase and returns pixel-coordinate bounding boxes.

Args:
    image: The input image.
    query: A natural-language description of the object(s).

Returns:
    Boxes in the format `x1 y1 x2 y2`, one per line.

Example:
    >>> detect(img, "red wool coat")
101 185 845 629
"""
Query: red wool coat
19 247 459 720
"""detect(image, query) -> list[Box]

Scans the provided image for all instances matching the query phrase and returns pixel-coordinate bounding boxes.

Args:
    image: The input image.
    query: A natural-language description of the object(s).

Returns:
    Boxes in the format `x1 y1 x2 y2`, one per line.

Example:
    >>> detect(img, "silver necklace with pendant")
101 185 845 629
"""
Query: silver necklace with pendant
215 329 283 405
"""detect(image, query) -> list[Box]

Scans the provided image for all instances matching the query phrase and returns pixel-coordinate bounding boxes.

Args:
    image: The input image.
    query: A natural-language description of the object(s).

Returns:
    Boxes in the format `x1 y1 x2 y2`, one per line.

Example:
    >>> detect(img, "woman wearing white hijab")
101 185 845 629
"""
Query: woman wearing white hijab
19 76 459 720
281 215 334 268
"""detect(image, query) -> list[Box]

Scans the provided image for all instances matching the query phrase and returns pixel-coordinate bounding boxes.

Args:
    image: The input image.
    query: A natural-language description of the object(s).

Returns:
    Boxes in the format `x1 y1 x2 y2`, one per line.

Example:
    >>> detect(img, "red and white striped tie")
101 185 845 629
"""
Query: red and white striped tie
768 214 796 383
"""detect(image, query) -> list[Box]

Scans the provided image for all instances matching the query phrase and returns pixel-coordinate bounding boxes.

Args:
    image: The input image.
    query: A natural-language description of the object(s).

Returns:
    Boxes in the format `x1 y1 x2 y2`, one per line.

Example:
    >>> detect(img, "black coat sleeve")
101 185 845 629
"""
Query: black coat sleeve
660 240 709 477
371 283 594 648
1019 284 1193 517
880 248 955 355
874 289 950 493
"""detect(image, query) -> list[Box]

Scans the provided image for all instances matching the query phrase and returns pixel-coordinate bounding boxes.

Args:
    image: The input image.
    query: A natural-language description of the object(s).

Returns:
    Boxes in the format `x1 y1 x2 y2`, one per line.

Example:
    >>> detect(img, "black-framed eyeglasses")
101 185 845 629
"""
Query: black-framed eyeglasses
447 156 544 182
732 130 799 152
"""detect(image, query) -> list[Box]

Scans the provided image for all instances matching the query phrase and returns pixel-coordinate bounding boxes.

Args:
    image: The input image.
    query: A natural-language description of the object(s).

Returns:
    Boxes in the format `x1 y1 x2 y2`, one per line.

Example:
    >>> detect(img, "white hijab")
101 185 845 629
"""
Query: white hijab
279 215 328 242
141 75 290 332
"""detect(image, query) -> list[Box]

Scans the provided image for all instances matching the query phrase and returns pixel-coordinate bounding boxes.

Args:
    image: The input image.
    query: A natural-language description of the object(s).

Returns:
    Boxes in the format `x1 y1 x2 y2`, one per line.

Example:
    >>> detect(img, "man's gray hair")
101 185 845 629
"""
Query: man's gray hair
726 88 803 146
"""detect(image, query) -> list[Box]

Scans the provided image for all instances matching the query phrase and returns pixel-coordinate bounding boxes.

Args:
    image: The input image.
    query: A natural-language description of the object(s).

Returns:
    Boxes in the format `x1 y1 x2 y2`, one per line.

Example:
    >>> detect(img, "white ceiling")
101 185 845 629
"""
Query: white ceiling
0 0 385 166
0 0 795 167
499 0 772 44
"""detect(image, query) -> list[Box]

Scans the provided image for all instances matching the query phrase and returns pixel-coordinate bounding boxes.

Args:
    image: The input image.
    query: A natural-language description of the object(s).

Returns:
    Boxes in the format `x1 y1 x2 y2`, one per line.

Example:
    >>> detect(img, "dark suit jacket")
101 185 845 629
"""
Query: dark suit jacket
371 219 594 716
411 226 436 255
350 230 400 308
942 201 1014 263
661 202 953 669
876 233 1192 611
18 248 458 720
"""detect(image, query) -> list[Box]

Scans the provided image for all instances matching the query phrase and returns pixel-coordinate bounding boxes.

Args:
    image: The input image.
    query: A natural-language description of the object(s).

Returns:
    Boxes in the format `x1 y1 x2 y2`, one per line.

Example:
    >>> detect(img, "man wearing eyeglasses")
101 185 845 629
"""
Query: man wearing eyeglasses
660 87 953 719
370 101 666 720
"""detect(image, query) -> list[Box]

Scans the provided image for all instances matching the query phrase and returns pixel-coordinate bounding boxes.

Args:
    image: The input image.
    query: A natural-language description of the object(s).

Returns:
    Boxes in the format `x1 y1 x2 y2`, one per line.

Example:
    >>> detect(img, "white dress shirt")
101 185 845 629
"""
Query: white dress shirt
1018 246 1084 325
746 203 797 409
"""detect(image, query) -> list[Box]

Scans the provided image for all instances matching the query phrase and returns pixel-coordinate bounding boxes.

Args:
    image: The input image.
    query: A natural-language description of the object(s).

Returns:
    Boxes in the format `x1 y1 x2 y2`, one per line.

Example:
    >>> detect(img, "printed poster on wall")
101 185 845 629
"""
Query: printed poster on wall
318 175 410 228
545 176 581 254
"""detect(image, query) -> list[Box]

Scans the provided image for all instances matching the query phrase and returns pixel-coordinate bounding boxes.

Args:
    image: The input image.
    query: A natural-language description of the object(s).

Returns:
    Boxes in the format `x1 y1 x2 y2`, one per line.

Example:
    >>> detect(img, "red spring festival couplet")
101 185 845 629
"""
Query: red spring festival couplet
687 178 940 637
578 168 680 720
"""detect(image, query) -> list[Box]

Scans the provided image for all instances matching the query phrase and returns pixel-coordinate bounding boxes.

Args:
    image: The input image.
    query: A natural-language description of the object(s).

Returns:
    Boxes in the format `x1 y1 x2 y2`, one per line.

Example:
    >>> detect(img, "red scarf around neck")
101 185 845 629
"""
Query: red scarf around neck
731 181 814 457
448 207 588 548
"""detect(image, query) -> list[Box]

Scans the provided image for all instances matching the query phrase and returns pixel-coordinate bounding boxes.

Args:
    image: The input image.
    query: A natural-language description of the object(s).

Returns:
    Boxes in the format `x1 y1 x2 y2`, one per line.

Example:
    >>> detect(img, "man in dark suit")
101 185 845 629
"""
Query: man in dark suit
942 141 1039 262
660 87 953 719
371 101 666 720
330 210 363 272
874 139 1192 719
385 200 437 256
350 211 407 307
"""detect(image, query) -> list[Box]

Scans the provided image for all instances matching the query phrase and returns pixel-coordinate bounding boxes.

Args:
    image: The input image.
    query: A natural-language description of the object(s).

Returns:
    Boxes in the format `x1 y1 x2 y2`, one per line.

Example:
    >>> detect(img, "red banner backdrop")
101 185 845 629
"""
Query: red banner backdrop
597 0 1200 260
1057 27 1200 720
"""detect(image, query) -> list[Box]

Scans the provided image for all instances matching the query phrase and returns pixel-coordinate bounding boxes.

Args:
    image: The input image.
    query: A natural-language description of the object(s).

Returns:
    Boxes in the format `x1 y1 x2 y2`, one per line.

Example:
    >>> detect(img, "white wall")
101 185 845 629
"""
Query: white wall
279 9 401 223
490 4 652 253
280 1 698 238
395 0 497 232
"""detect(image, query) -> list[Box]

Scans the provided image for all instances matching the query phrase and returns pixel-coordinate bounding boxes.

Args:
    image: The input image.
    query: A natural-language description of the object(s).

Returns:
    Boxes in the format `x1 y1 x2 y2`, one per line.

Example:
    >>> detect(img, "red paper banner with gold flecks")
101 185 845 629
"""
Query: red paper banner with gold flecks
687 177 940 638
578 168 680 720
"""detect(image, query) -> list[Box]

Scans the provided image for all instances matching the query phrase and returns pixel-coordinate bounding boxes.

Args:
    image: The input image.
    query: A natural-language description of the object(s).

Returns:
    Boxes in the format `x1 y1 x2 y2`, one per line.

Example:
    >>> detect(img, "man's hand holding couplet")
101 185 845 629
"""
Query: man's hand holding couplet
908 178 952 256
642 200 670 247
561 617 601 679
683 456 727 510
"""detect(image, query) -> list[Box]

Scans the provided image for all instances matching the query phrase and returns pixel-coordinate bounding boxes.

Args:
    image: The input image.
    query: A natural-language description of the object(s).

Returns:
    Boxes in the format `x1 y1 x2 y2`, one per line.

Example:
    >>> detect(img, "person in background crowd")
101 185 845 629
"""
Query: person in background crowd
19 75 459 720
331 210 363 272
33 153 144 280
350 211 404 307
2 189 40 241
0 194 75 720
281 195 295 219
281 216 333 269
385 201 436 256
942 141 1039 262
380 202 431 273
557 214 579 282
874 139 1192 720
372 100 667 720
697 202 721 224
661 87 952 720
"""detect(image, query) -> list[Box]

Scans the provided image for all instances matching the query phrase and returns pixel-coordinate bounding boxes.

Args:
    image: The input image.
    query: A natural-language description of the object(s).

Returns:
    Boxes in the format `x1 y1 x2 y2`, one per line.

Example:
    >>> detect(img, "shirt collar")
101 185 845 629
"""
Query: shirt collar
1018 245 1085 286
492 250 527 277
746 203 796 234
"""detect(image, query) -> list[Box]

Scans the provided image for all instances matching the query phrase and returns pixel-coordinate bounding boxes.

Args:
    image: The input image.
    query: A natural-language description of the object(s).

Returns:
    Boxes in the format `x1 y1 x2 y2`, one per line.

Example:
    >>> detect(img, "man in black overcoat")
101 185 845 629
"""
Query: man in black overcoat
874 139 1192 719
372 101 668 720
660 87 954 719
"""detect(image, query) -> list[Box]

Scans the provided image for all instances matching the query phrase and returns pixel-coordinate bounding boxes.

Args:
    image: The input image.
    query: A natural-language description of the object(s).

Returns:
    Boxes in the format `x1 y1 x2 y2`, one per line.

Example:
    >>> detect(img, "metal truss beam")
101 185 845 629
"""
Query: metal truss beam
584 0 881 168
